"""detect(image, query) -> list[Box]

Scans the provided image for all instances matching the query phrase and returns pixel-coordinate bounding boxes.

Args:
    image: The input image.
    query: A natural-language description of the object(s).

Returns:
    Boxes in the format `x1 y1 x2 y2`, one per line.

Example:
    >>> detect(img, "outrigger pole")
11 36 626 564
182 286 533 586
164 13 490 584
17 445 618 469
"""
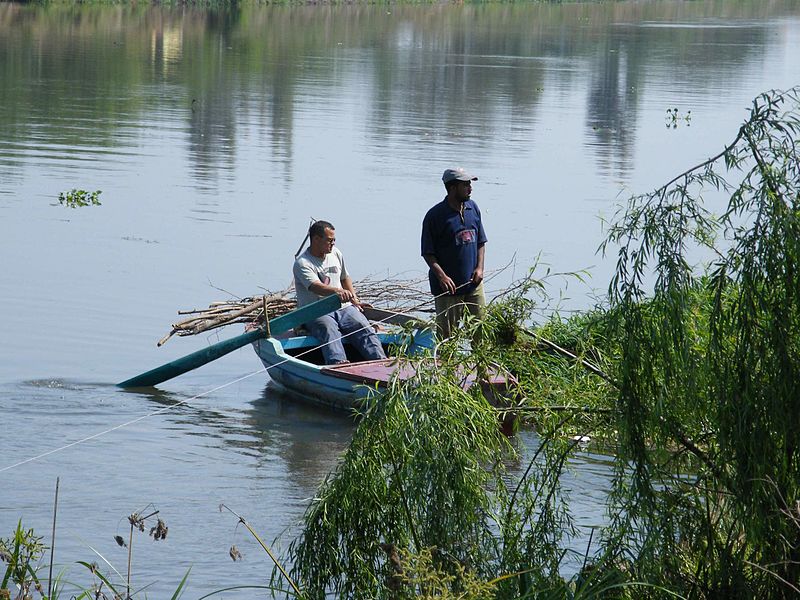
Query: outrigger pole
118 294 341 388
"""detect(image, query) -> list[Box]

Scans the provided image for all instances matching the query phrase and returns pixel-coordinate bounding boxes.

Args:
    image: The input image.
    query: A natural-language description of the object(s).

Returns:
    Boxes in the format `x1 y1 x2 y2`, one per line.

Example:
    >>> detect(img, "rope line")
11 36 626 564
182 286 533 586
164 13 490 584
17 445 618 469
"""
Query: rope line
0 277 495 475
0 370 268 474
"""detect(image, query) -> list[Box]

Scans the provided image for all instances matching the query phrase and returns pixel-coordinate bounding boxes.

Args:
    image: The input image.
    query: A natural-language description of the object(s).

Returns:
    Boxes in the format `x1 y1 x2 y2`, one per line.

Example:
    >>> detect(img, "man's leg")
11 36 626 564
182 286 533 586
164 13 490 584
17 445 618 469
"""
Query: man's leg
338 306 386 360
434 283 485 340
463 282 486 344
464 282 486 319
305 312 348 364
434 294 464 340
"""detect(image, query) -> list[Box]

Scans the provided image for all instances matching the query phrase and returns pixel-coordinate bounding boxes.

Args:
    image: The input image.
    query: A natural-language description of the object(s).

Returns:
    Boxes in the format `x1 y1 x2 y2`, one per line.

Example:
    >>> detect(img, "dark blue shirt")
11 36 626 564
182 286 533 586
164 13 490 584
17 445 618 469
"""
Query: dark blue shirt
421 198 487 296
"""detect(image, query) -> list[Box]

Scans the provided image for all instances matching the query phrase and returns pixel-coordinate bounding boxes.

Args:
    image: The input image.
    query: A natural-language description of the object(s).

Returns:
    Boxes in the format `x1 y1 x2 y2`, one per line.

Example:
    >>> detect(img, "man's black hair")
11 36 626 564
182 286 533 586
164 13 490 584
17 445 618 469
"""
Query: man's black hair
309 220 335 238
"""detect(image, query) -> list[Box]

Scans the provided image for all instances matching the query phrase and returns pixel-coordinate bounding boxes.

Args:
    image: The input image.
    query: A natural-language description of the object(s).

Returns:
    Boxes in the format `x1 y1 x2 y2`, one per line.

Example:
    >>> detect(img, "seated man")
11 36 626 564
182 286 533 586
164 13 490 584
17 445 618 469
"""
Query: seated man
293 220 387 365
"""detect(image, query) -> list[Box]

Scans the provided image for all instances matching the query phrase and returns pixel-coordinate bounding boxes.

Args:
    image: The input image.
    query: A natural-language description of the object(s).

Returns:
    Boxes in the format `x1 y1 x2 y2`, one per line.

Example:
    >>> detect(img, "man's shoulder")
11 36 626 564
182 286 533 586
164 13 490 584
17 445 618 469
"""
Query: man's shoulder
294 249 322 271
424 199 449 220
294 249 312 265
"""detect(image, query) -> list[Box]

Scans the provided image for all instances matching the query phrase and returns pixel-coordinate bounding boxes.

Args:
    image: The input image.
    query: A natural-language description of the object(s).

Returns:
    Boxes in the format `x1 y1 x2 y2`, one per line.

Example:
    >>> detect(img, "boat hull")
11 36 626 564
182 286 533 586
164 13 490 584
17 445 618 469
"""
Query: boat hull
252 328 517 421
252 330 433 411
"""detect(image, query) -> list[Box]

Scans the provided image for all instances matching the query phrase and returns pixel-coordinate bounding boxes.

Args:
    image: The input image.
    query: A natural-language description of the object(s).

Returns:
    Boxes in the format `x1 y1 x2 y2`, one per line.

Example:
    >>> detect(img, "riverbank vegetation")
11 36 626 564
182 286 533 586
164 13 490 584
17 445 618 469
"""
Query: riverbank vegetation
4 86 799 599
279 86 800 599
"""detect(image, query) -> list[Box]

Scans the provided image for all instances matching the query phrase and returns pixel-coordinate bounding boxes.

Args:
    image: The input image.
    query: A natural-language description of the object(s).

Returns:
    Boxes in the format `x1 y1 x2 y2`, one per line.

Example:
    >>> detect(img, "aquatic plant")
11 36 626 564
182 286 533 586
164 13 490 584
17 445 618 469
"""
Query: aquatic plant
109 505 171 598
219 504 301 597
57 189 101 208
0 521 46 599
0 501 187 599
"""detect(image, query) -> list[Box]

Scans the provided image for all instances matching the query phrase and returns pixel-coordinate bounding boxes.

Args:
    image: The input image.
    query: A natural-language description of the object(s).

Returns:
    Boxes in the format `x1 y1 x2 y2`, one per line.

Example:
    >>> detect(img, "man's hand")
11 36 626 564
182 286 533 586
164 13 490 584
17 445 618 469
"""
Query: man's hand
336 288 356 303
437 273 457 295
471 267 484 285
352 299 374 313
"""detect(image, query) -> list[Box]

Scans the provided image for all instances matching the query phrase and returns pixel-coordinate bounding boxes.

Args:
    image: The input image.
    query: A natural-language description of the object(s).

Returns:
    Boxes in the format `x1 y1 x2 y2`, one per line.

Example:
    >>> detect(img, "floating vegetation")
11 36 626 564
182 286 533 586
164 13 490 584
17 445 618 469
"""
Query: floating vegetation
57 189 102 208
665 106 691 128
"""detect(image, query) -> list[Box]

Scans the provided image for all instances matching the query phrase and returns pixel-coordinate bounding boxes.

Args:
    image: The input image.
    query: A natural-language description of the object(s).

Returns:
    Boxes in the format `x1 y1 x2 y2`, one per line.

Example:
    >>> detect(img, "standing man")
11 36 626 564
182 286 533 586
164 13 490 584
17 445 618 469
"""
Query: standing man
421 167 487 339
294 220 386 365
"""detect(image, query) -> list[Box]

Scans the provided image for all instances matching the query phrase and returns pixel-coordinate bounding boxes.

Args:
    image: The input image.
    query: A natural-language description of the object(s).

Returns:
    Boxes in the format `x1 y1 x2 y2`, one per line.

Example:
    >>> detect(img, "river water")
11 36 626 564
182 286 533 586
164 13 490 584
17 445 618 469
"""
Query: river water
1 1 799 596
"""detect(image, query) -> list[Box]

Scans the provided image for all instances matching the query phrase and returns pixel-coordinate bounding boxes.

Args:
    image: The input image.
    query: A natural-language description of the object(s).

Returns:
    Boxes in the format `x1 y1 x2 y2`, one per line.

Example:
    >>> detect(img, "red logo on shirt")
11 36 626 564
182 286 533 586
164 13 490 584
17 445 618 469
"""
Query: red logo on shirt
456 229 475 245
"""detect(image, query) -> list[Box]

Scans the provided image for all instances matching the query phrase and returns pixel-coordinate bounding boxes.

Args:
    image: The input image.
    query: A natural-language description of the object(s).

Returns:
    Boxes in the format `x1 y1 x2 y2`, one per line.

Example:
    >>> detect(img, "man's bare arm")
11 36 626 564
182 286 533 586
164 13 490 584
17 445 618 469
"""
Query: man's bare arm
472 243 485 285
308 280 355 303
423 254 457 294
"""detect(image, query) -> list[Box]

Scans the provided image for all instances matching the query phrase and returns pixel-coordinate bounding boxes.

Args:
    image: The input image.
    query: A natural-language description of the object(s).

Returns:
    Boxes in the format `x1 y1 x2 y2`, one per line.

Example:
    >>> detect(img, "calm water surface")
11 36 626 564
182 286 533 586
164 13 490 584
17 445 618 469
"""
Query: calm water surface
2 1 799 596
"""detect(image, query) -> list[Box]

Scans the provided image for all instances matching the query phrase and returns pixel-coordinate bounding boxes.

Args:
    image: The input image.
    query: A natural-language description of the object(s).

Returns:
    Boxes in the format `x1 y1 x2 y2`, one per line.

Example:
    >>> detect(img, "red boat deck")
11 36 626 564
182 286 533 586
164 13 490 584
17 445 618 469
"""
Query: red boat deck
320 359 415 387
320 359 509 388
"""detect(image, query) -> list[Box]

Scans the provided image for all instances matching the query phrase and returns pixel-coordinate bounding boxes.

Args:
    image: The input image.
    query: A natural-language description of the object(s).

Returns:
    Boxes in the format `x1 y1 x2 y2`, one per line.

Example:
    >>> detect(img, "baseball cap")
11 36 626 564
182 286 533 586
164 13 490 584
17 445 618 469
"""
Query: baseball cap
442 167 478 184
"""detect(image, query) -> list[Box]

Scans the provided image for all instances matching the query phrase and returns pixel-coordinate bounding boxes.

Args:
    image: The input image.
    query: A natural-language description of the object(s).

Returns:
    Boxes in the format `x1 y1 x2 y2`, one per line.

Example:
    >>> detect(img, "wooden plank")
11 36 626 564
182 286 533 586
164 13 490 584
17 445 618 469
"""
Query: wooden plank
319 358 413 386
117 294 341 388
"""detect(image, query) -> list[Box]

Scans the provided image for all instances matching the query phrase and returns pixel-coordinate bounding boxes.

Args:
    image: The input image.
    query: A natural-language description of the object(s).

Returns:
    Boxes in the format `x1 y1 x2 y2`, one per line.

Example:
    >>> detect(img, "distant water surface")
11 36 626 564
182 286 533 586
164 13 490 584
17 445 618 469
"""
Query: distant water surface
1 1 799 596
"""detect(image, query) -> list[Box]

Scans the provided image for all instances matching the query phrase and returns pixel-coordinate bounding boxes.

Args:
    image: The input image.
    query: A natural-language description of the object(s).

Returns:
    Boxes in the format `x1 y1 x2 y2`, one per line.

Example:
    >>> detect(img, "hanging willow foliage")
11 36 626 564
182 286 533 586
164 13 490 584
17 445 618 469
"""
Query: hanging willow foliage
599 86 800 597
274 301 619 600
261 88 800 599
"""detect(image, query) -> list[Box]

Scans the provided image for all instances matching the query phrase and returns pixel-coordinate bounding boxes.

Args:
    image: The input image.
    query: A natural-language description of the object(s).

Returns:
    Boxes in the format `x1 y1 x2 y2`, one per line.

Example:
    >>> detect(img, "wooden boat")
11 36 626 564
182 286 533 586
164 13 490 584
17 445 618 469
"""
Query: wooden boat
250 308 517 414
251 329 428 410
119 294 516 425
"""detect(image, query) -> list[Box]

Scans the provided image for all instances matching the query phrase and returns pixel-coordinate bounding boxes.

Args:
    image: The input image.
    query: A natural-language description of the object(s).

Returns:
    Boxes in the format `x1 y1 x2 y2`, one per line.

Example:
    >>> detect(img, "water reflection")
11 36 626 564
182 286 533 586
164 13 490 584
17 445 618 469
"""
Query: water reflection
2 1 799 595
122 380 353 486
585 28 640 179
244 384 355 487
1 1 797 190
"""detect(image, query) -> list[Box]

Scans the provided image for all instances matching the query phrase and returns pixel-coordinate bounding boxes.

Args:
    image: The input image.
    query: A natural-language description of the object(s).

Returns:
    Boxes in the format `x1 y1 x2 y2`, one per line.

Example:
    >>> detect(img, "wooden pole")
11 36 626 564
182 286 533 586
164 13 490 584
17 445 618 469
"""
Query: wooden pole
523 327 617 387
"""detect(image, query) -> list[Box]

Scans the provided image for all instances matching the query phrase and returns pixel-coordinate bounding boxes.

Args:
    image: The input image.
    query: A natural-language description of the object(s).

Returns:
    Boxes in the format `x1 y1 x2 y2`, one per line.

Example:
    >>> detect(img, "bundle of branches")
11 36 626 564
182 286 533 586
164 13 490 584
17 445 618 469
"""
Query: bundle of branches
349 274 434 313
157 291 295 346
157 275 433 347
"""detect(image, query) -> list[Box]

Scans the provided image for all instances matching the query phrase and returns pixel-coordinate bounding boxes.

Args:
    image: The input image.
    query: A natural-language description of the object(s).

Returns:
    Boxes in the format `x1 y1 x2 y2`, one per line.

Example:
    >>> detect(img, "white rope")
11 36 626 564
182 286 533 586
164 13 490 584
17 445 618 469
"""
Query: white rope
0 278 498 475
0 370 268 474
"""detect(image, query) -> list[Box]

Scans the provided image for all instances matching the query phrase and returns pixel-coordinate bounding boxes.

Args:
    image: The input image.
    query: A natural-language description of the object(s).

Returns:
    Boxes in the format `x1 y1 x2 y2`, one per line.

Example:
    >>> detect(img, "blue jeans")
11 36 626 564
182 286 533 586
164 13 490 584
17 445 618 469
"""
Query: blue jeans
306 305 387 364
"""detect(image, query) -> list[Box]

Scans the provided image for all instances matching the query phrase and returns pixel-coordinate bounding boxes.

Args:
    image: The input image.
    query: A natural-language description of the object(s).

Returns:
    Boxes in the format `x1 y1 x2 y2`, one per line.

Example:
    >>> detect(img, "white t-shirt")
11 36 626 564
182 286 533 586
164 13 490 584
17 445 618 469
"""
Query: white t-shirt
293 247 350 308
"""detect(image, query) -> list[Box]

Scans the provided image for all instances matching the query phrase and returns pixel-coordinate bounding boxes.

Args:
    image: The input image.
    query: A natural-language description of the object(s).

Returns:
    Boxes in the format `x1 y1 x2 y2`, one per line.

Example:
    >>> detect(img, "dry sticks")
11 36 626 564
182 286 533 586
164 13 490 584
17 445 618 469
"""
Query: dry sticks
157 276 433 347
157 293 294 346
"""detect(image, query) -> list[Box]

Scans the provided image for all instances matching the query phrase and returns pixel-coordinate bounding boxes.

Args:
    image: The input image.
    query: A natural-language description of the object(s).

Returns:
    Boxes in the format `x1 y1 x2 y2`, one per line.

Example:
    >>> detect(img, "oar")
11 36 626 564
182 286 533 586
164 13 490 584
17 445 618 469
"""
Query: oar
118 294 341 388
